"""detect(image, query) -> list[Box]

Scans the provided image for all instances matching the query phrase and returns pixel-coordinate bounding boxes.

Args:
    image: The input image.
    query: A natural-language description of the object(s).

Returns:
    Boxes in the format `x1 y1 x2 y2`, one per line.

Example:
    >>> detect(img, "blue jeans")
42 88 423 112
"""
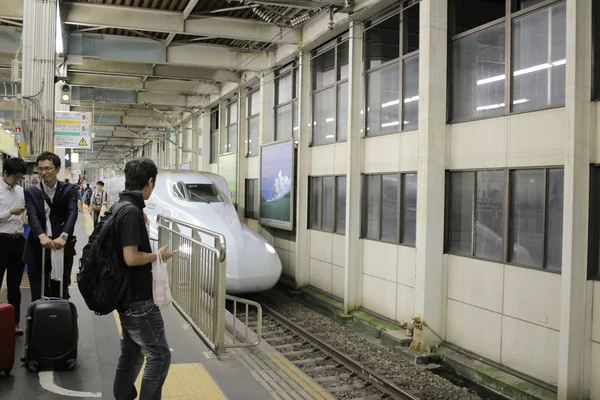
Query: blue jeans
113 300 171 400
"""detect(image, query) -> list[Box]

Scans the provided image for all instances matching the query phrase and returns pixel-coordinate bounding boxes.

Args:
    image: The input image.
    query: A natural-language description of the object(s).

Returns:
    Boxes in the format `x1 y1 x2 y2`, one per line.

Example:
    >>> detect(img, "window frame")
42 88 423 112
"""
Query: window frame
308 174 347 235
363 2 420 138
224 98 238 154
246 87 260 158
209 106 219 164
448 0 567 124
310 34 349 146
244 178 259 219
274 61 299 142
593 0 600 101
359 171 417 247
445 166 564 274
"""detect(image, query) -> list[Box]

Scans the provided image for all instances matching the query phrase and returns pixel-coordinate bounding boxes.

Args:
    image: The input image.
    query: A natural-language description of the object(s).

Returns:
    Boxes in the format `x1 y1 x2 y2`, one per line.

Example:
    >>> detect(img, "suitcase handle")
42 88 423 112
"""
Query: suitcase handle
41 247 65 299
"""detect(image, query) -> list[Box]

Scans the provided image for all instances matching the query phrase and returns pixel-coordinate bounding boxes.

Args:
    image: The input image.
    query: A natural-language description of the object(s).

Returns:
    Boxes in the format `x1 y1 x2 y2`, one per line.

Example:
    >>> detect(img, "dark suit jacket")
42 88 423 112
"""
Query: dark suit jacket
23 181 78 265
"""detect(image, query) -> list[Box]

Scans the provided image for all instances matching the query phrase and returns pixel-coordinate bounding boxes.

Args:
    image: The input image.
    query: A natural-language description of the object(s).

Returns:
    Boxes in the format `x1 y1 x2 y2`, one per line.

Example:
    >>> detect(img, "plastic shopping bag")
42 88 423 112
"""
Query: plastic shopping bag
152 252 173 307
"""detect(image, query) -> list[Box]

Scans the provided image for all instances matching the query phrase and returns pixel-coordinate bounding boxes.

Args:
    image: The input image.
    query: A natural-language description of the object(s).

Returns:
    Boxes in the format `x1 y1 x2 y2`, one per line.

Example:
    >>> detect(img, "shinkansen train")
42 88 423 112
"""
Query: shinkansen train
103 170 282 294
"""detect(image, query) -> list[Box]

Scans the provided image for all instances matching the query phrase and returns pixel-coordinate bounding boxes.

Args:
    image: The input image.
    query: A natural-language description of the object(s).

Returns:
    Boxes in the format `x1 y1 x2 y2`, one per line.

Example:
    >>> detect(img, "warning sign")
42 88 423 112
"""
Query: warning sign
78 138 88 147
54 111 91 149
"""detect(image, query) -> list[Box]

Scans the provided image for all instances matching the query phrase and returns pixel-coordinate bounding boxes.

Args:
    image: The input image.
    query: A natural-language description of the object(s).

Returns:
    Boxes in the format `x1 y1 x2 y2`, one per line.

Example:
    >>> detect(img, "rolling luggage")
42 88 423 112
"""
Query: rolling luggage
22 248 78 372
0 302 15 376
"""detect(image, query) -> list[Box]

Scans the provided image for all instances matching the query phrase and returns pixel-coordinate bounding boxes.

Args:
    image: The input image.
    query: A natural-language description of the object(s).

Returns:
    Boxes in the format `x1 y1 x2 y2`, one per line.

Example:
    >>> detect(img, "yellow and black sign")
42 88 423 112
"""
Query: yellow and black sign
78 138 88 147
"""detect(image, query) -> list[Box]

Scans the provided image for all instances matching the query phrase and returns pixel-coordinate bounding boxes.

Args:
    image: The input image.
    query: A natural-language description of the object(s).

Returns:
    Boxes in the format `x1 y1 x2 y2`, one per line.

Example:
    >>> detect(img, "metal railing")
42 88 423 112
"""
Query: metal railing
225 295 262 348
157 215 262 355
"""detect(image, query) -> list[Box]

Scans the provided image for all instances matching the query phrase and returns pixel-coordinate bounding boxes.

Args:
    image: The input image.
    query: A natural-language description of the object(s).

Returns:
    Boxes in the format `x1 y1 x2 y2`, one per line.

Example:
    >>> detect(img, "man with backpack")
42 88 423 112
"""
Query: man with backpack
109 158 173 400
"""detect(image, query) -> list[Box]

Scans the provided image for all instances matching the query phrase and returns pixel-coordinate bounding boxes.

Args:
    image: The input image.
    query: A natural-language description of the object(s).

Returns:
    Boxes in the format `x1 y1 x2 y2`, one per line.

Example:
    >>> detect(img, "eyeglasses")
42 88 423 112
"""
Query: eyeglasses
38 167 55 172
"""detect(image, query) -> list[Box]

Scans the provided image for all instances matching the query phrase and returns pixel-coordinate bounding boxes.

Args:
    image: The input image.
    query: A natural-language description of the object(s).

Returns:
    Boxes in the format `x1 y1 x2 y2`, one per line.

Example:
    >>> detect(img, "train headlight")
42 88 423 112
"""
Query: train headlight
265 243 276 254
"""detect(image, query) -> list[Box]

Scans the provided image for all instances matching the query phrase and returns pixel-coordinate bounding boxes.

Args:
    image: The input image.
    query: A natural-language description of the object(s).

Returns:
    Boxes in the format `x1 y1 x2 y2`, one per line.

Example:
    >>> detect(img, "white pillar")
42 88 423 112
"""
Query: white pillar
414 0 448 348
200 109 211 171
294 52 311 287
344 21 364 314
237 91 248 220
22 0 57 154
558 0 592 398
259 72 275 145
192 113 200 170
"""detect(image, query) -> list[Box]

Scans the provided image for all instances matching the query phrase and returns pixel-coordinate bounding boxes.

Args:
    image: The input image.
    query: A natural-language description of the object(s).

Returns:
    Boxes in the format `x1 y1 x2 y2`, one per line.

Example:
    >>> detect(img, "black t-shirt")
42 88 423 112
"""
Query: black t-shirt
116 201 153 303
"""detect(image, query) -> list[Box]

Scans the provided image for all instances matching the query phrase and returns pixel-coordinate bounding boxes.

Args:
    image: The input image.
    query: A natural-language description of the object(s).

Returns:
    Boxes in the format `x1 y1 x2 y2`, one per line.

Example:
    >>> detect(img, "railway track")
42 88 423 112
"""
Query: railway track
244 304 422 400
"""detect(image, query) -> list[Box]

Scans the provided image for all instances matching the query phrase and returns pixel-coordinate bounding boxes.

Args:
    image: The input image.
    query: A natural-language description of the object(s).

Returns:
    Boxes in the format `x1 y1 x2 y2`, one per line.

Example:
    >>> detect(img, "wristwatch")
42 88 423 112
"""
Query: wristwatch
61 233 68 241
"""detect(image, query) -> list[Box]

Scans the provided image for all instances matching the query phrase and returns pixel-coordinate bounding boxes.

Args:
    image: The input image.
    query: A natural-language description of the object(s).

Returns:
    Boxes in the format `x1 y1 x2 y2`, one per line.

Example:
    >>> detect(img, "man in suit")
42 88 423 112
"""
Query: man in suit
23 152 78 301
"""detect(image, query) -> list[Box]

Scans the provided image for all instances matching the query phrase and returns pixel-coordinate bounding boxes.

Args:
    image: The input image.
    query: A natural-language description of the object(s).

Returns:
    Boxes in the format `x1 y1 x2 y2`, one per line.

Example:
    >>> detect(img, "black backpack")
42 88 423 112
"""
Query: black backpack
77 201 137 315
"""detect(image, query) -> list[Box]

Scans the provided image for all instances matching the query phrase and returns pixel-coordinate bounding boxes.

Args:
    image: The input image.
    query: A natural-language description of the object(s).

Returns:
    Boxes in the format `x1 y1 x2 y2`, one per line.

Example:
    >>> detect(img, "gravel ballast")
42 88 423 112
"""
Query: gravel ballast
256 289 483 400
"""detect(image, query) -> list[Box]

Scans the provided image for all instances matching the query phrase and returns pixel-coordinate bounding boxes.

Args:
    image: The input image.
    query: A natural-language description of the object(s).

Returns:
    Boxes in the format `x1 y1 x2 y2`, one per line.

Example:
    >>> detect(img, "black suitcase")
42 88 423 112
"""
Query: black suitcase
22 248 78 372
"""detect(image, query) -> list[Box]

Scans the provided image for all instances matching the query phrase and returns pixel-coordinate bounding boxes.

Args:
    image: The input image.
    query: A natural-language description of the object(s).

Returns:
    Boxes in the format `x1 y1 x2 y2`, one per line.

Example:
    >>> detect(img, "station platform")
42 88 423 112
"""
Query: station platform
0 209 334 400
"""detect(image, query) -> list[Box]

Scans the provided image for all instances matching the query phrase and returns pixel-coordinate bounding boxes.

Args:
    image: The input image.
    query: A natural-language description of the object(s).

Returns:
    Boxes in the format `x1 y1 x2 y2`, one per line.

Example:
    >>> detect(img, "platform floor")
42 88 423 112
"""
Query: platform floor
0 207 334 400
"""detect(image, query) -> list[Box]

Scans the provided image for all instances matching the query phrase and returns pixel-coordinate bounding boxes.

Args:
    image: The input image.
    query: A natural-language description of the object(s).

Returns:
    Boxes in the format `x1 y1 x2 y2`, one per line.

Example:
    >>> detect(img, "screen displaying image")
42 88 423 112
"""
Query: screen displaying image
259 140 293 230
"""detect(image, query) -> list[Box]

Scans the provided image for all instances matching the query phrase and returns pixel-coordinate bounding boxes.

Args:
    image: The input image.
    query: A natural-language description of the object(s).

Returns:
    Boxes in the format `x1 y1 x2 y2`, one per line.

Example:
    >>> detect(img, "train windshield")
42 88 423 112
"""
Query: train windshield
187 183 223 203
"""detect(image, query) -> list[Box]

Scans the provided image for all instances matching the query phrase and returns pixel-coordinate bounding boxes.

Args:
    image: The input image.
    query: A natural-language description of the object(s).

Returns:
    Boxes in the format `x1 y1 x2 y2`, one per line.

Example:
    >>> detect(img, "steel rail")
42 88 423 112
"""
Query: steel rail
262 305 421 400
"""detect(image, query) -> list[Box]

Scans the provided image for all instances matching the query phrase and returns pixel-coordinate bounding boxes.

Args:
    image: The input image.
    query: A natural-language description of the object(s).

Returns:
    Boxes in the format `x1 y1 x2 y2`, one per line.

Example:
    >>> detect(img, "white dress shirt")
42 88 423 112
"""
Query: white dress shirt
0 178 24 235
41 181 57 237
40 181 64 282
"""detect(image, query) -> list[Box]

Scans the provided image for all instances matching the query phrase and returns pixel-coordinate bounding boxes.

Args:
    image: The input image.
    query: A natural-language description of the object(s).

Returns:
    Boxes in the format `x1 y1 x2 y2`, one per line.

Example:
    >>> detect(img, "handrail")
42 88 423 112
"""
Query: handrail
157 215 227 262
225 295 262 348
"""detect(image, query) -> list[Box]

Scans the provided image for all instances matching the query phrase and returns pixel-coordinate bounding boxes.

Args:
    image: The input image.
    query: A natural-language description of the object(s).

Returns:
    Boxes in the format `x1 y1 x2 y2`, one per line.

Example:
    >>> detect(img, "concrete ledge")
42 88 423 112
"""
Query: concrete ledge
436 346 557 400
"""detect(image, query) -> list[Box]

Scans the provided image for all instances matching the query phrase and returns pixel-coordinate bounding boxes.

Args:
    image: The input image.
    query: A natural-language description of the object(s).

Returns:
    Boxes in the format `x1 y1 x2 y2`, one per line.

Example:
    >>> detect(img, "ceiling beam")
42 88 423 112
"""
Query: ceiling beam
63 2 297 45
167 43 272 72
183 0 200 21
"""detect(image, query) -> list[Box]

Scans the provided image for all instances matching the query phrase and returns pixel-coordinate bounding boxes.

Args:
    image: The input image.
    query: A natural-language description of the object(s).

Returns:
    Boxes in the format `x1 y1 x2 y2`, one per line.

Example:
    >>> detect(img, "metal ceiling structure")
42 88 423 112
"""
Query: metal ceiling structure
0 0 349 166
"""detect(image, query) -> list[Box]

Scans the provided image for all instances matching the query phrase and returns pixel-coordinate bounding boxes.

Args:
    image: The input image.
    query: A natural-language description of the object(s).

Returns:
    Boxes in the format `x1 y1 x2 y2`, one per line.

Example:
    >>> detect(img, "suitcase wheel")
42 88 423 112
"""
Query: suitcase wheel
25 361 39 373
3 369 11 376
67 360 76 371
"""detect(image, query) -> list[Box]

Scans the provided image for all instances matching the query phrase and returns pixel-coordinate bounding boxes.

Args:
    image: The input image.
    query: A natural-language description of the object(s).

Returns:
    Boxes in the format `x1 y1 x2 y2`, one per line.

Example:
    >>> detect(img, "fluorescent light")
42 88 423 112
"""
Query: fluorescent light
477 59 566 86
55 2 63 55
404 96 419 103
381 121 400 128
476 98 529 111
72 153 79 163
325 118 335 123
381 99 400 108
325 135 334 139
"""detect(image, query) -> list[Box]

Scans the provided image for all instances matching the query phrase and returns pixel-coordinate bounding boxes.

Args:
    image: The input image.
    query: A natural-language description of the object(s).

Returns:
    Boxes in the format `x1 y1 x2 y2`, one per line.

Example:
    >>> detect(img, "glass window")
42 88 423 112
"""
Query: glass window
546 169 563 271
452 0 505 35
311 177 322 229
475 170 504 261
364 175 381 239
338 40 349 81
228 101 238 124
512 2 566 113
292 101 298 140
245 179 258 219
313 87 336 146
451 24 506 121
403 2 420 54
366 62 400 136
402 55 419 130
513 0 548 12
276 104 292 141
210 107 219 131
313 48 336 90
248 90 260 115
336 176 346 234
381 174 399 242
323 176 335 232
227 124 238 153
401 173 417 245
366 14 400 69
277 71 292 104
337 82 348 142
186 184 223 203
509 169 544 267
247 115 259 157
449 172 474 255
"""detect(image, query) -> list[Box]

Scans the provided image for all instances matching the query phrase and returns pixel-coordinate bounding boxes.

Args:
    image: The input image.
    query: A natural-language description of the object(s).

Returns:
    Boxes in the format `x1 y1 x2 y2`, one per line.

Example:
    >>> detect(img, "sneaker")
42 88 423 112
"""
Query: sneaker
15 324 23 336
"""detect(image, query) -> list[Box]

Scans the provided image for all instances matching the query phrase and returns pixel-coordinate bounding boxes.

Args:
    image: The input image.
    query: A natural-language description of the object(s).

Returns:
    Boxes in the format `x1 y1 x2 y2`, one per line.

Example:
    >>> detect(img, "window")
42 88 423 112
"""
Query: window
224 99 238 154
593 1 600 100
171 182 224 203
309 175 346 234
246 89 260 157
210 107 219 163
275 62 299 141
446 168 564 271
449 0 566 122
361 172 417 245
588 166 600 279
311 35 349 145
245 179 259 219
364 3 419 137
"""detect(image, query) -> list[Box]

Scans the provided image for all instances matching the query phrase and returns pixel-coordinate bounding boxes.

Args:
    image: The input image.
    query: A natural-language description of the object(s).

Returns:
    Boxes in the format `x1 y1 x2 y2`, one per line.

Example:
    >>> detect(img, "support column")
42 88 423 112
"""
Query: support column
344 21 364 314
414 0 448 349
22 0 57 155
558 0 592 398
192 113 200 170
237 90 248 220
200 109 211 171
259 72 275 145
294 52 311 287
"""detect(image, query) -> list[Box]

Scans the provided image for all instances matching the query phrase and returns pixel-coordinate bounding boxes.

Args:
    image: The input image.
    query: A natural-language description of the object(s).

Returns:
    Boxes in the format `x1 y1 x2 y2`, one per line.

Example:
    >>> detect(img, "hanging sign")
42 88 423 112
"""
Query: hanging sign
54 111 91 149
